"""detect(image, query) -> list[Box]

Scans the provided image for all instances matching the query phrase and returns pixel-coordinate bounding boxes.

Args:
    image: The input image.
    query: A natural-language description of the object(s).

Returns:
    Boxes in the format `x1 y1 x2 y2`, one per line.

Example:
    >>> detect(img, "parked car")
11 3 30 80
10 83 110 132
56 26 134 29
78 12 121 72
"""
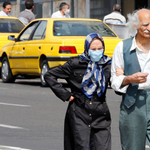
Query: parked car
0 18 122 86
0 16 25 51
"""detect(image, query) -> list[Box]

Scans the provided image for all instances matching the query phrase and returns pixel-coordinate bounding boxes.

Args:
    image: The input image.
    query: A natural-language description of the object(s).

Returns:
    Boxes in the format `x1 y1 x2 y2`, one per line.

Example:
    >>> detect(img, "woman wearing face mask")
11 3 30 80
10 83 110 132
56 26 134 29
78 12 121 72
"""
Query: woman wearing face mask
44 33 111 150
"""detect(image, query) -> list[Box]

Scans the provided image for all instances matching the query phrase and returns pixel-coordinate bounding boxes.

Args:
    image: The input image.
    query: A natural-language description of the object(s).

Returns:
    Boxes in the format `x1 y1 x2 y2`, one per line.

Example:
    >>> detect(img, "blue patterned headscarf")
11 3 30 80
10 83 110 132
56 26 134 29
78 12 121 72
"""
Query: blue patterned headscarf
79 33 111 98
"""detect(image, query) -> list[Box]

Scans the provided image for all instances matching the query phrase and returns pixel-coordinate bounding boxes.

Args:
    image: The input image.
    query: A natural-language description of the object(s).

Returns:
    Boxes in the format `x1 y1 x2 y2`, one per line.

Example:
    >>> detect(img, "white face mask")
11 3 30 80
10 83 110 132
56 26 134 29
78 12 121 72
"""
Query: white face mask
65 9 70 14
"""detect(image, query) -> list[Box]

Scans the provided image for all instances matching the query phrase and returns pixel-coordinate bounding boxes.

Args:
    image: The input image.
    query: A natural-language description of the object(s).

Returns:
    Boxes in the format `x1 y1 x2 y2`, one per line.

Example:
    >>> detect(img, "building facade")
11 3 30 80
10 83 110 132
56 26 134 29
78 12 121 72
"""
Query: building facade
0 0 150 20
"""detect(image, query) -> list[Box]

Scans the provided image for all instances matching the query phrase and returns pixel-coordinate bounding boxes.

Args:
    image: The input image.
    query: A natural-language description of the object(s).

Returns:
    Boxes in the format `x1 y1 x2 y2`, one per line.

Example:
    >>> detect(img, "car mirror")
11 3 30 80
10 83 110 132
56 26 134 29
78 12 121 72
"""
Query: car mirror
8 35 16 41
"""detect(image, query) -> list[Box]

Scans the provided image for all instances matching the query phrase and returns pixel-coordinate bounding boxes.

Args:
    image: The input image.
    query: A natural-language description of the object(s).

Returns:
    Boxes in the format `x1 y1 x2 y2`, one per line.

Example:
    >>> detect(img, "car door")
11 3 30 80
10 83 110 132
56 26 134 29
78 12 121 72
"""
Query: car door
10 21 39 70
25 21 47 71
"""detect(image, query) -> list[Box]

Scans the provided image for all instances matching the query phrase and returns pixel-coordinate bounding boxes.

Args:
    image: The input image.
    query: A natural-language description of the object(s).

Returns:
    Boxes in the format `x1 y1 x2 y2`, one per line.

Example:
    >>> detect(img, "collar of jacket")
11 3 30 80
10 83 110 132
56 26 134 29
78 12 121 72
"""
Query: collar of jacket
78 57 89 64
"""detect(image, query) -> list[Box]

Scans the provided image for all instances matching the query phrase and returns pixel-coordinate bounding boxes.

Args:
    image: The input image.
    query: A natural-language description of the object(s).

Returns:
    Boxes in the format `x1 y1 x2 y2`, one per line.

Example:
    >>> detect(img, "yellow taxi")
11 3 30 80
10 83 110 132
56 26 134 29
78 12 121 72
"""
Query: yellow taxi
0 18 122 86
0 16 25 51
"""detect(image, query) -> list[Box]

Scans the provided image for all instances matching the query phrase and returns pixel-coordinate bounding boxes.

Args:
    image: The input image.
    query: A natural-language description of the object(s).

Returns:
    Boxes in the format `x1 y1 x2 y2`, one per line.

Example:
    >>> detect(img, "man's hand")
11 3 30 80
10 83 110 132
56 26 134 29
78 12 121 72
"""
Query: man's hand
122 72 149 86
131 72 149 83
68 96 75 102
116 68 124 76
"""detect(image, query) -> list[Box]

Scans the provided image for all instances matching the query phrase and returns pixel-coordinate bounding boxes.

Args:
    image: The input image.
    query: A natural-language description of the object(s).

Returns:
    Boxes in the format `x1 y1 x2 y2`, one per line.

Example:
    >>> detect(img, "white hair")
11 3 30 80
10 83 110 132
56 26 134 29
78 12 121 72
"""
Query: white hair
126 10 139 36
126 9 150 36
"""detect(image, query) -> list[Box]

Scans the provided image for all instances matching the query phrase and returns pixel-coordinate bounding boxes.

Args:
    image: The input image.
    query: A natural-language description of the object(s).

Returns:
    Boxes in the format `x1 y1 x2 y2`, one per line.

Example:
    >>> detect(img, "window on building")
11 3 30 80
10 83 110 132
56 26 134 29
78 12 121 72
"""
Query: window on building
90 0 110 20
135 0 148 9
0 0 16 2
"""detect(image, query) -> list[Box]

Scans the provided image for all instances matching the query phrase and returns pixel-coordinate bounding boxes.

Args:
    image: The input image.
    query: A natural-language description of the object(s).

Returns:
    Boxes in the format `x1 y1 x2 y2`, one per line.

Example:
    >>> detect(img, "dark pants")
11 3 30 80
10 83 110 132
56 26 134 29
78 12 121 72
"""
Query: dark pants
120 90 150 150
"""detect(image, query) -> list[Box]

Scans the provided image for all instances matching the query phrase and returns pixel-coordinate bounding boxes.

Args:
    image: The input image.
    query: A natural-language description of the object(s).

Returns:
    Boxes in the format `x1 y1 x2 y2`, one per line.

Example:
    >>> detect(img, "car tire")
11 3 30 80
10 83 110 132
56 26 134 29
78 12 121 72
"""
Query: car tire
40 60 49 87
1 57 15 83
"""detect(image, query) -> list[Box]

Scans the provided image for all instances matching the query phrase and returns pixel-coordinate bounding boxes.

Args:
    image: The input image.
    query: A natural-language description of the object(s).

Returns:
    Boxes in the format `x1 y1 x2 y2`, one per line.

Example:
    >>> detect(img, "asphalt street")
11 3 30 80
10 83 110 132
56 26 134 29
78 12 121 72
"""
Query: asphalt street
0 78 149 150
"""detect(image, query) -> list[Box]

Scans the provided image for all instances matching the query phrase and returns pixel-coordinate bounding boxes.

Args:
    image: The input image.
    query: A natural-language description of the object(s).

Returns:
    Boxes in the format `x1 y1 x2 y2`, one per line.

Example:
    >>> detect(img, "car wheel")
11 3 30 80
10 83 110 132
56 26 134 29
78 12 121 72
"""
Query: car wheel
1 57 15 83
40 60 49 87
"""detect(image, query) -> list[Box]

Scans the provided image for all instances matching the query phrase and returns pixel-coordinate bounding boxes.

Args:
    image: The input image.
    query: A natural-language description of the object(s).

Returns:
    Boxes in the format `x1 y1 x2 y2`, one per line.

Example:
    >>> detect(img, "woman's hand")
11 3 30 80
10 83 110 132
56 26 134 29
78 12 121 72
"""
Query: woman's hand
116 68 124 76
68 96 75 102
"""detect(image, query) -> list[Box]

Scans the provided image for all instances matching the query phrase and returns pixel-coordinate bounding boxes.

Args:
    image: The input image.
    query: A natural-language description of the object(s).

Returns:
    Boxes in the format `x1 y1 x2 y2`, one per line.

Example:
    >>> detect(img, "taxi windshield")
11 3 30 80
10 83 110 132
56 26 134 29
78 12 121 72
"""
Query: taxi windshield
53 20 116 37
0 18 25 33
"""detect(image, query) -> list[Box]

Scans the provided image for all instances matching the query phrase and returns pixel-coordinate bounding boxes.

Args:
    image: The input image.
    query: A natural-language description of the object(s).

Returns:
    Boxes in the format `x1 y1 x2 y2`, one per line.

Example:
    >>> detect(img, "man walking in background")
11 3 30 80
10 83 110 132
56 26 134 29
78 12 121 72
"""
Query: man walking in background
51 2 70 18
18 0 35 25
103 4 126 24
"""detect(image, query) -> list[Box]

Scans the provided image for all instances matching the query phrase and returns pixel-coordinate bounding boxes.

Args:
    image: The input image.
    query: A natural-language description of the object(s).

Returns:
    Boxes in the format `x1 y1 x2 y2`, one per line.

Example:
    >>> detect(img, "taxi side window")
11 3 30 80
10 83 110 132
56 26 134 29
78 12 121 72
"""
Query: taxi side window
31 21 47 40
19 22 38 41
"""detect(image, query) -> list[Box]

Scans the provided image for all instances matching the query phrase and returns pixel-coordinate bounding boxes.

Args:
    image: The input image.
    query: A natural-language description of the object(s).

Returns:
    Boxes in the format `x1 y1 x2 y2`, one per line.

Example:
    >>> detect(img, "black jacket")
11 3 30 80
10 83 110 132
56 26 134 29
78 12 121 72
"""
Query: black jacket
44 56 111 150
44 56 111 102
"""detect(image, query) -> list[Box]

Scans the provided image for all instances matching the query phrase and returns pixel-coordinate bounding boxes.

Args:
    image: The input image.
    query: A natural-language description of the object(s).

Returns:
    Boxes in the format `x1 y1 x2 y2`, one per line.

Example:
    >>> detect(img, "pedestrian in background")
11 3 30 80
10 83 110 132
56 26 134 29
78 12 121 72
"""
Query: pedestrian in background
111 8 150 150
51 2 70 18
0 1 11 16
18 0 35 25
103 4 126 24
44 33 111 150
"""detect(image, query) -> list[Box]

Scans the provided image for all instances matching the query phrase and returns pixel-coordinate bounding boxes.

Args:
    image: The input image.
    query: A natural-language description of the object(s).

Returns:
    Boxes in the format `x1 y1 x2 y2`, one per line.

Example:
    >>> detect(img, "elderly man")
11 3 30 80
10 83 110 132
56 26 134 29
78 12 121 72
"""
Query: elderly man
0 1 11 16
111 9 150 150
51 2 70 18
